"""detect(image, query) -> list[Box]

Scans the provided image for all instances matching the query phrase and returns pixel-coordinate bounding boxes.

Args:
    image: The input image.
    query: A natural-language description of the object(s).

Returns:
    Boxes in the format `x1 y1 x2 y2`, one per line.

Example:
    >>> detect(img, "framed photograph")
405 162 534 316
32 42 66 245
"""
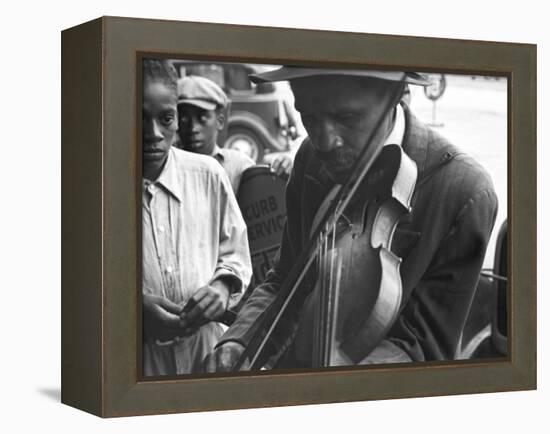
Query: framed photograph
61 16 536 417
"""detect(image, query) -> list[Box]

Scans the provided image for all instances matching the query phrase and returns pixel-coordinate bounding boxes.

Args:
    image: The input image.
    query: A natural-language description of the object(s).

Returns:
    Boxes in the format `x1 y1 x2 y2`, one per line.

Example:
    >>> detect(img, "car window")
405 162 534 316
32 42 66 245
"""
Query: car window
225 66 253 92
179 64 226 89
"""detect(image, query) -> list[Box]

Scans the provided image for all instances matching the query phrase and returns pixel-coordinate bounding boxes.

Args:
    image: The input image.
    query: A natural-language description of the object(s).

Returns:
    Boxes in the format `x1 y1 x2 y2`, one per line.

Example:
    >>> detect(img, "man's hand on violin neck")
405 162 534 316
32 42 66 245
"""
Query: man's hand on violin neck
203 341 247 373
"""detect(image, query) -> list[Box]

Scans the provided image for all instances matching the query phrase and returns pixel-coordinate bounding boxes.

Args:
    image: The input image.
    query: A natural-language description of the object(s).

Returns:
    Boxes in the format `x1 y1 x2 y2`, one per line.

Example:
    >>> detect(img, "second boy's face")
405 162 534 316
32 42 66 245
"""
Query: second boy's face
178 104 223 156
142 80 178 178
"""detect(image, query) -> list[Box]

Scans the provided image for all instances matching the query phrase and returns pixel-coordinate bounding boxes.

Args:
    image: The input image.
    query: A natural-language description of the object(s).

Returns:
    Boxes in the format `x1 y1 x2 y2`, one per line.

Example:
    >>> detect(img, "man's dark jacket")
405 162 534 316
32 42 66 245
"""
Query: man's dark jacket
221 104 498 364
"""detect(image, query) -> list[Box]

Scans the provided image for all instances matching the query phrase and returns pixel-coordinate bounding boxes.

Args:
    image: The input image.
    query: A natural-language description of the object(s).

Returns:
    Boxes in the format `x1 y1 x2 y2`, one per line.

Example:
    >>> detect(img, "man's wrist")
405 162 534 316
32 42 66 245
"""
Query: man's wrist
211 274 240 295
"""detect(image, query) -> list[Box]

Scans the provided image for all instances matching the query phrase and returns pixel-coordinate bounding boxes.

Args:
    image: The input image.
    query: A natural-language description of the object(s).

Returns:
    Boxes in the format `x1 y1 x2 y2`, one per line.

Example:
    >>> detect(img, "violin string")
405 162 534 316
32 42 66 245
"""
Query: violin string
314 231 322 366
324 224 331 365
332 255 343 364
323 231 328 366
322 229 329 367
317 225 327 367
315 230 325 367
325 220 337 365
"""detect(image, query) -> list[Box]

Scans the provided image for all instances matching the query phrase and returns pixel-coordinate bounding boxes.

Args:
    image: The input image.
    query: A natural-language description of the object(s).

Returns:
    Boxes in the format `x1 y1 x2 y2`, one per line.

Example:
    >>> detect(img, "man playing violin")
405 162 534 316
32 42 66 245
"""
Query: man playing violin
204 67 498 370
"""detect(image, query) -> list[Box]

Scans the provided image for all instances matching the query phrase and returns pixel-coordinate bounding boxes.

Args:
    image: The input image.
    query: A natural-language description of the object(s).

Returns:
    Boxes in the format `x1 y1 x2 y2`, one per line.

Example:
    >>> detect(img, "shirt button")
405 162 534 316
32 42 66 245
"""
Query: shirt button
158 225 165 233
166 265 173 273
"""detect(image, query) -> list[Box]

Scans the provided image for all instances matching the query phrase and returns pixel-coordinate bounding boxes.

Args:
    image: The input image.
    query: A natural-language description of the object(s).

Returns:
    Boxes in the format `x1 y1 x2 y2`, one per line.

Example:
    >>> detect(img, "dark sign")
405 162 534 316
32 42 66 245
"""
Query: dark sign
237 166 287 285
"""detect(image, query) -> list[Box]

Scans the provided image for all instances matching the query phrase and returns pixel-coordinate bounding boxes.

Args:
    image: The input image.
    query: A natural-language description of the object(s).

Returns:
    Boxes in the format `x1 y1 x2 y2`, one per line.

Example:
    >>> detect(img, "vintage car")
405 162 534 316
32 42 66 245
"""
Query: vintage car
171 60 299 162
458 220 508 359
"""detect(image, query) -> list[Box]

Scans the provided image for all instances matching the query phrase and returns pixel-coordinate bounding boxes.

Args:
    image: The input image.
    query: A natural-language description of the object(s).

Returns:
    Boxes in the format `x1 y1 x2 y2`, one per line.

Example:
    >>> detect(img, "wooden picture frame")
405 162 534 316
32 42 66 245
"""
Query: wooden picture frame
61 16 536 417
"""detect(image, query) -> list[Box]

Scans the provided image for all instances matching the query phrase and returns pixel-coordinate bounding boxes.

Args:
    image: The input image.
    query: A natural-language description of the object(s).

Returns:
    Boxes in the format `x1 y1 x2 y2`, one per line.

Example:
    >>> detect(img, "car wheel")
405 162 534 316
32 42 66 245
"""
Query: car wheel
224 127 264 163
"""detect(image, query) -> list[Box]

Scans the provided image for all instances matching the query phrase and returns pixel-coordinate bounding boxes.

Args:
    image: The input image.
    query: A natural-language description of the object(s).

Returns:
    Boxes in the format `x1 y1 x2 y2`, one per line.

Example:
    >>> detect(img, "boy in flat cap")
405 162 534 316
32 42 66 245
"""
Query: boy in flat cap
177 75 293 194
177 75 255 194
205 67 498 370
141 59 251 376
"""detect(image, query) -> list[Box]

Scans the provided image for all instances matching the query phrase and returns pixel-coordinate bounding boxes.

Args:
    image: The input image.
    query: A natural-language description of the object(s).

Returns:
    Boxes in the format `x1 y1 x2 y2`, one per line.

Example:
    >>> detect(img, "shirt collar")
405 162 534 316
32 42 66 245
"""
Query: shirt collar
211 145 224 163
383 104 405 148
143 148 183 202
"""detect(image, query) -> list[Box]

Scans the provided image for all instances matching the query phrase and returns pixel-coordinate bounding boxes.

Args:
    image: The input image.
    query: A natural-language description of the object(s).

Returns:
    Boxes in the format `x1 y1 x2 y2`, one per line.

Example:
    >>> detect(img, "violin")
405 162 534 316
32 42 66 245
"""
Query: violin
233 76 417 370
295 144 417 367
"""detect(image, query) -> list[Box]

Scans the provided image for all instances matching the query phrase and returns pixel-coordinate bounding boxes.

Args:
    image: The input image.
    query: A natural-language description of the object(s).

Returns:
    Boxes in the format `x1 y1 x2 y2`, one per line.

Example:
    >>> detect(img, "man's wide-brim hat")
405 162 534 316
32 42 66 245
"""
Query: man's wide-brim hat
249 66 430 86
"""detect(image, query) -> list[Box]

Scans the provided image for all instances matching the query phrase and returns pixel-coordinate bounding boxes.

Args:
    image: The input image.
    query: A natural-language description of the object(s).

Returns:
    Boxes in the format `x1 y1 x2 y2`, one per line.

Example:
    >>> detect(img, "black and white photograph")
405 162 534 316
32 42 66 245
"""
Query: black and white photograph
140 58 508 378
4 0 545 430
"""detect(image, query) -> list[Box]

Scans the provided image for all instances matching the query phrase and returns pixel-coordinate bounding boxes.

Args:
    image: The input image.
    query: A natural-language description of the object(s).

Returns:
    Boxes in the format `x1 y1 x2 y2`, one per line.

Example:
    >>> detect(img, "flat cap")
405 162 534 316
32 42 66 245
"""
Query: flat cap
249 66 430 86
177 75 229 110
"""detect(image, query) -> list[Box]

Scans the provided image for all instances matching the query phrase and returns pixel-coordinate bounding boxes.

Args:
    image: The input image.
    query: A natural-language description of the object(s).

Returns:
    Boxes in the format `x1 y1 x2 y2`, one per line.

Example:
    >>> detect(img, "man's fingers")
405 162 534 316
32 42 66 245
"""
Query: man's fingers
271 159 282 173
157 297 184 315
143 294 183 328
191 286 209 302
179 289 206 324
155 305 184 329
281 157 292 173
180 284 229 329
203 301 224 321
203 352 217 373
217 349 235 372
185 294 214 325
219 342 246 371
203 347 233 373
202 342 247 373
271 156 291 178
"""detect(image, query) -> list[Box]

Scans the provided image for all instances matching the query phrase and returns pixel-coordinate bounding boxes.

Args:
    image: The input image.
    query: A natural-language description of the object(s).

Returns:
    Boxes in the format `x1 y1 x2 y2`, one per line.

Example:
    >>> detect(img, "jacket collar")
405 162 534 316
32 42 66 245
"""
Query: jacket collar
401 103 461 184
212 144 224 162
400 103 430 177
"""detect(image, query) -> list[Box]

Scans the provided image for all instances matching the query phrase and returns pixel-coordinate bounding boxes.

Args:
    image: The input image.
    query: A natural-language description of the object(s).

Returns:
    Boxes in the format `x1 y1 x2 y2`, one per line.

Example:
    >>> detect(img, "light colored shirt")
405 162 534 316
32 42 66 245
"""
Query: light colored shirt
385 103 405 149
212 145 255 194
142 147 252 376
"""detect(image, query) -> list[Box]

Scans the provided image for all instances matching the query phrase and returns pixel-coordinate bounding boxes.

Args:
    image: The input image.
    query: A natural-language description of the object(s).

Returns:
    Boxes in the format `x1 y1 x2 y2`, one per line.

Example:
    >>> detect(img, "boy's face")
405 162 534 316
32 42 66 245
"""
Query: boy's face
142 80 178 180
178 104 224 156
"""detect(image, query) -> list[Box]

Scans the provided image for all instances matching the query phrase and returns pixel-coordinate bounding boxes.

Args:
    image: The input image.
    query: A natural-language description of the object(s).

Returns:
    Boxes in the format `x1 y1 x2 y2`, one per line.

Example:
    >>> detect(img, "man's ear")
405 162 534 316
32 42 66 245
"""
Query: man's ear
216 111 226 131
